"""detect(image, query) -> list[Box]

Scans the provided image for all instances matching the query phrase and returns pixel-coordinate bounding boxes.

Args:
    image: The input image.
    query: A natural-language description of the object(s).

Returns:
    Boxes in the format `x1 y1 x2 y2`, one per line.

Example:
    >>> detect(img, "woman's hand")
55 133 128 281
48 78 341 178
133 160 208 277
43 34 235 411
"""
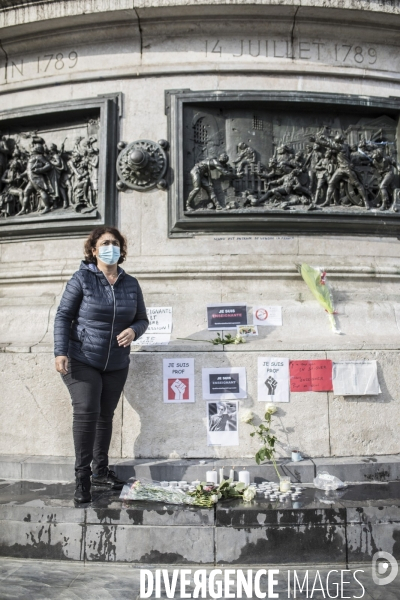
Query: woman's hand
55 356 69 374
117 328 136 347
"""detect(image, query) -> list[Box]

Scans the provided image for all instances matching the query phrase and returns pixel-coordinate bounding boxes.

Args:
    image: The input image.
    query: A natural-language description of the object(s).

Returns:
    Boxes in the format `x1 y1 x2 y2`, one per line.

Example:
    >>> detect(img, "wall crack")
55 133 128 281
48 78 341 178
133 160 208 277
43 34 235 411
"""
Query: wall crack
290 5 300 60
0 38 8 82
133 4 143 58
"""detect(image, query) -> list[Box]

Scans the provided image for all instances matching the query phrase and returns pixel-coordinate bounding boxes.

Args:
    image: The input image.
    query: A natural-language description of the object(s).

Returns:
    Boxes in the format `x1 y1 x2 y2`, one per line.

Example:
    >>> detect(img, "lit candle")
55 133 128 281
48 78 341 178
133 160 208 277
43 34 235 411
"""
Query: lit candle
206 470 218 485
229 466 235 481
219 467 226 484
279 477 291 492
238 468 250 486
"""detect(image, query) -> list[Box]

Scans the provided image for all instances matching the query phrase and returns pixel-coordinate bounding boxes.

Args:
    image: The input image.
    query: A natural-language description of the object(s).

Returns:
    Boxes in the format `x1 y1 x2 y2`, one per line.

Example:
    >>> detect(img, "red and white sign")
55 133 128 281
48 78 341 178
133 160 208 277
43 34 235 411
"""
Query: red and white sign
167 378 190 401
253 305 282 327
163 359 195 403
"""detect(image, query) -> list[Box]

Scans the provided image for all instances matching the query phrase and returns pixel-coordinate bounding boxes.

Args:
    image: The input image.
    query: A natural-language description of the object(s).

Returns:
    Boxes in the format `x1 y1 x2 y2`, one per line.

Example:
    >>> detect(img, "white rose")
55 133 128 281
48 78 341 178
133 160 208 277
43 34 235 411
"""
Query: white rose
242 487 256 502
265 403 277 415
240 409 254 424
211 494 219 503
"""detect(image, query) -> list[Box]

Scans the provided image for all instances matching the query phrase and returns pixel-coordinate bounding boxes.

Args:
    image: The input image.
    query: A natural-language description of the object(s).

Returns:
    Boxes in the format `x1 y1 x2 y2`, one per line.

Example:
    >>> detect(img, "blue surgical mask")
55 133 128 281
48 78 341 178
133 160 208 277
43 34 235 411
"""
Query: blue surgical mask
98 245 120 265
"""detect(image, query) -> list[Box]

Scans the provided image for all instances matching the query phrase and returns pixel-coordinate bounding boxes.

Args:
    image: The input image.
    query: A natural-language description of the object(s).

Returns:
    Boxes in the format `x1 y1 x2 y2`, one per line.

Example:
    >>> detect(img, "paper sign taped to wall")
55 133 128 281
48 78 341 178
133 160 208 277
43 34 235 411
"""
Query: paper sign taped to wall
207 401 239 446
163 358 195 403
258 357 290 403
290 360 333 392
146 307 173 334
253 306 282 327
332 361 381 396
202 367 247 400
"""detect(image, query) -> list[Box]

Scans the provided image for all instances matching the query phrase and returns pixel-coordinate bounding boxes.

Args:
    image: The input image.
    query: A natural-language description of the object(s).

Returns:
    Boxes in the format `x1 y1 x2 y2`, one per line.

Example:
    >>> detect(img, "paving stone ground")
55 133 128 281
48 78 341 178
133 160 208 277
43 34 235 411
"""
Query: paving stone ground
0 558 399 600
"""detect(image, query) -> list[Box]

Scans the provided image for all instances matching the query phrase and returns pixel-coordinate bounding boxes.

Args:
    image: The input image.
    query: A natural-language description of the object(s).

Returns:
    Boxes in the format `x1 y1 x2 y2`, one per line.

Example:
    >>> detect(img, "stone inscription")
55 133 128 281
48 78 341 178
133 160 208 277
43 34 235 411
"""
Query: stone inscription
2 50 79 80
205 39 383 68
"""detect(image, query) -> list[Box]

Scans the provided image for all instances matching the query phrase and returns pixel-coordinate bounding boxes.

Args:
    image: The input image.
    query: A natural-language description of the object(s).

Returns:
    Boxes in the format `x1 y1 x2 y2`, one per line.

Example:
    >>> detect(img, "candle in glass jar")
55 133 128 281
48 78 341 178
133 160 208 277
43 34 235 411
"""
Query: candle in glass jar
238 469 250 485
279 477 291 492
206 470 218 485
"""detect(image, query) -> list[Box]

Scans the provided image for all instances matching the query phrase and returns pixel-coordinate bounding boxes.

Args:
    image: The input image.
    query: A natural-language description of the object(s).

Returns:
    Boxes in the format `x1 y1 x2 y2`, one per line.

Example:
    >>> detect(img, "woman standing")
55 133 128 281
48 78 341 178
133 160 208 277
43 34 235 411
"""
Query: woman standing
54 226 148 504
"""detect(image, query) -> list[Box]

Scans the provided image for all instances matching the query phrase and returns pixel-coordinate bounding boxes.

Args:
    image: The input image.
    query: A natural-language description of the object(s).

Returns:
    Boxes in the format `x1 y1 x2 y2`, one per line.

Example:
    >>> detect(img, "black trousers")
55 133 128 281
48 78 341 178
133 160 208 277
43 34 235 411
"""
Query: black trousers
62 358 129 476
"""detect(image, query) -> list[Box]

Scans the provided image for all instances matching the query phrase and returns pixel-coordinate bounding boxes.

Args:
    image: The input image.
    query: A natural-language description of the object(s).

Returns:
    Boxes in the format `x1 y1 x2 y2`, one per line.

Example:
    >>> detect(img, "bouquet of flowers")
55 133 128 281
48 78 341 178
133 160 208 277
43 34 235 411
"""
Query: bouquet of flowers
120 479 255 508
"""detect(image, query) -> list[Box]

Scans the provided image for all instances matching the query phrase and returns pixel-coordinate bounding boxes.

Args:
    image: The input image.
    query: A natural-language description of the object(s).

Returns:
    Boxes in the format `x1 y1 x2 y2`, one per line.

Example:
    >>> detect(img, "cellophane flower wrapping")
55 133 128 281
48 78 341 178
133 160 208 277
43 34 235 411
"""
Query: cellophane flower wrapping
300 263 341 334
120 479 197 506
120 478 252 508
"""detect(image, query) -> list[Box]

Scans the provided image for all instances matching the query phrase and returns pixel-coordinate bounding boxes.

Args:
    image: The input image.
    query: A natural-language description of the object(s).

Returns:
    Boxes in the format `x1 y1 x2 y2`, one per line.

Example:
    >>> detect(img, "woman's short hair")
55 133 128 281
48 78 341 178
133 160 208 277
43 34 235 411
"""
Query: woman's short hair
84 226 127 264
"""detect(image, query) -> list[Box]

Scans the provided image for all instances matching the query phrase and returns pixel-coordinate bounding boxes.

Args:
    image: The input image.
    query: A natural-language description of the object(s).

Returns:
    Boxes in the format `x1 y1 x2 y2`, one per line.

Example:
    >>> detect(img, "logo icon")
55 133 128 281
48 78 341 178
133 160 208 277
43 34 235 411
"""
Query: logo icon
265 376 278 395
372 551 398 586
168 378 189 401
255 308 268 321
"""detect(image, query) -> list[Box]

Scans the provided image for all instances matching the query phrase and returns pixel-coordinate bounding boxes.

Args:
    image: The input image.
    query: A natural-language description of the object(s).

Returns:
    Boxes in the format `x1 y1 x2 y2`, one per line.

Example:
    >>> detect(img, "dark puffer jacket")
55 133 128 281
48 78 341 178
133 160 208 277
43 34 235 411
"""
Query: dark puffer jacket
54 261 149 371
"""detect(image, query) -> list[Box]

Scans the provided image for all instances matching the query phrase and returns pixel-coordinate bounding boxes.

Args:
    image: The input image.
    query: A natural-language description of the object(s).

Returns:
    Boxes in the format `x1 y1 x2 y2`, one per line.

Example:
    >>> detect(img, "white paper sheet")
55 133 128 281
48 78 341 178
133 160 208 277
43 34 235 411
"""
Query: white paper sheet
257 357 290 403
163 358 195 403
253 305 282 327
146 307 173 334
332 361 381 396
132 333 171 346
207 401 239 446
202 367 247 400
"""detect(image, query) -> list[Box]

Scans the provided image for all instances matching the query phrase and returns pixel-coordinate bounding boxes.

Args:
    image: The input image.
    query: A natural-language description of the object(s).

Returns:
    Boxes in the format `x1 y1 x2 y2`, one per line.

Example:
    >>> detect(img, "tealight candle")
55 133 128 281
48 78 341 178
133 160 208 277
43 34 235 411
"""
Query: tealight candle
160 481 169 487
239 468 250 486
192 480 201 486
206 470 218 485
169 481 178 488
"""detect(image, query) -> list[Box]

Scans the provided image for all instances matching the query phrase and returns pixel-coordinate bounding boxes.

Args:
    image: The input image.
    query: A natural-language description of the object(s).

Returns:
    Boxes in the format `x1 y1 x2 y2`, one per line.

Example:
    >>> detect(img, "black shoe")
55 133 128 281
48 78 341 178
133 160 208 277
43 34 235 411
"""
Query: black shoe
74 473 92 504
91 468 125 490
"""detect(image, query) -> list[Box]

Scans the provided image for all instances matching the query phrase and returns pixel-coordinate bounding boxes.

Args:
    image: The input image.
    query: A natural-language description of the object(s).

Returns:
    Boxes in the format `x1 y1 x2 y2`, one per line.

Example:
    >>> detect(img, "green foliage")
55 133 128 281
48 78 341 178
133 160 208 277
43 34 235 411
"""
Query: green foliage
247 409 281 479
211 333 245 346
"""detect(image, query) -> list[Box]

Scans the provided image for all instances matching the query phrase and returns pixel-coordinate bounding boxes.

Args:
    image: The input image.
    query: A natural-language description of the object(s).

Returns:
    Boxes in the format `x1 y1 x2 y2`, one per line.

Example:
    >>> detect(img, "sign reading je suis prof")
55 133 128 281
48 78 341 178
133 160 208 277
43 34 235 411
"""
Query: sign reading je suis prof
163 358 195 403
207 304 247 330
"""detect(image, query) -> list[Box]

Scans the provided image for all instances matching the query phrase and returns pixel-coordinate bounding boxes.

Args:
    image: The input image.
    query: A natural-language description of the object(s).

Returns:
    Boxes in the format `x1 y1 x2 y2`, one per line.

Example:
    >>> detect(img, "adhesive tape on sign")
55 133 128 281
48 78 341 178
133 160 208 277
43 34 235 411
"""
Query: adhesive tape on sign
255 308 268 321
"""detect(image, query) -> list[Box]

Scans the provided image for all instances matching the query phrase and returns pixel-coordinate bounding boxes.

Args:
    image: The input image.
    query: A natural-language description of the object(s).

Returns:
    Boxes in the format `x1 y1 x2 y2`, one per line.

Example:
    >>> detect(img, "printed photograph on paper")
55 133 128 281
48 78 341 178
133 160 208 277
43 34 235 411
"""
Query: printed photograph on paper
207 401 239 446
237 324 258 337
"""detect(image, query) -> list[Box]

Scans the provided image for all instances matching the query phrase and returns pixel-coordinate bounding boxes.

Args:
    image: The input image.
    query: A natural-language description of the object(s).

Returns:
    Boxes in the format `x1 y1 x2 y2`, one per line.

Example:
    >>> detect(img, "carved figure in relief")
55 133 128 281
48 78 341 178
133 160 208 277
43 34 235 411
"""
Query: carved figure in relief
314 149 335 206
371 147 396 210
0 136 10 191
68 151 91 209
48 143 69 209
313 133 371 209
186 153 236 211
18 144 52 215
255 169 312 206
233 142 257 174
0 148 24 217
304 143 323 192
87 136 99 206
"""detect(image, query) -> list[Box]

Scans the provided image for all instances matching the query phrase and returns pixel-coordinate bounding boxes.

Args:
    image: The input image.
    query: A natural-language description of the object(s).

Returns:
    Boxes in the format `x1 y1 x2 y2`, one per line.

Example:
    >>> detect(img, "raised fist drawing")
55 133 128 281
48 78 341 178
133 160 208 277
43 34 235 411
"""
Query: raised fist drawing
265 376 278 396
171 378 187 401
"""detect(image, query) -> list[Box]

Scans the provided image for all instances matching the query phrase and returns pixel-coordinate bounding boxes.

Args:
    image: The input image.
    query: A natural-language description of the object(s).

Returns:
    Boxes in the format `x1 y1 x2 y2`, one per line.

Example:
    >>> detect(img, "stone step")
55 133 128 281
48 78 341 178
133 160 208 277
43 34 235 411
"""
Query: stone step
1 454 400 484
0 478 399 565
